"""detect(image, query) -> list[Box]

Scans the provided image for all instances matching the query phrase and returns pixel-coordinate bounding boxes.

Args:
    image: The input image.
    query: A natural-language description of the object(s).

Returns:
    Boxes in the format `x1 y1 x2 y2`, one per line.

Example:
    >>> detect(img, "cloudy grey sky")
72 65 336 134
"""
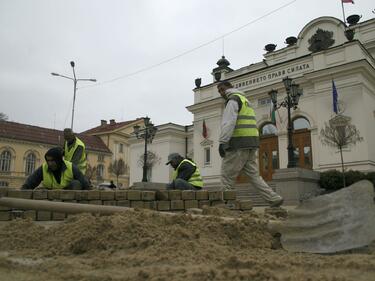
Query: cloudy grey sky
1 0 374 132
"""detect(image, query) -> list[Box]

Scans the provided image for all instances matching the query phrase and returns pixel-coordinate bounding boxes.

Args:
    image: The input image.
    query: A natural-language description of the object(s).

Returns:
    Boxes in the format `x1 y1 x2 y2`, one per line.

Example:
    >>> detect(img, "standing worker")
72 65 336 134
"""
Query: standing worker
217 81 283 207
166 153 203 190
63 128 87 175
22 147 89 190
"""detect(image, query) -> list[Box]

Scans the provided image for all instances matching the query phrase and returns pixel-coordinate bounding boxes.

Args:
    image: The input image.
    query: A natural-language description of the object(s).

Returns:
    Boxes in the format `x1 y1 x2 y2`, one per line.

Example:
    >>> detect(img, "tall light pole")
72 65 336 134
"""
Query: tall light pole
51 61 96 130
269 77 303 168
133 117 158 182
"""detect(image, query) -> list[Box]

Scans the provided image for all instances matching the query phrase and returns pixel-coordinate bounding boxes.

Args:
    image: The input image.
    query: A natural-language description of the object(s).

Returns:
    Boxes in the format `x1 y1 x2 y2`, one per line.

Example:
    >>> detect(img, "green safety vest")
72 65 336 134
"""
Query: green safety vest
172 159 203 188
42 160 74 189
227 93 259 149
64 137 87 175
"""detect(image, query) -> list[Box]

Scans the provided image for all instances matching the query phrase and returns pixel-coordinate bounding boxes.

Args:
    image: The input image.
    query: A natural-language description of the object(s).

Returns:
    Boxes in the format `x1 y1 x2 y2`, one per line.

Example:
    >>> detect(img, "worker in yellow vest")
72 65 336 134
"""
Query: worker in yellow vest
22 147 89 190
166 153 203 190
217 81 283 207
63 128 87 175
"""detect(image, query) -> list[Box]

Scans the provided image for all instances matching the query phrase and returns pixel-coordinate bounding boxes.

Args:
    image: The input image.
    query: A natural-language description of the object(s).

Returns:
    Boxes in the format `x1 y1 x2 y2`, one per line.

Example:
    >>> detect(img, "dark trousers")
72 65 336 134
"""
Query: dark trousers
166 178 201 190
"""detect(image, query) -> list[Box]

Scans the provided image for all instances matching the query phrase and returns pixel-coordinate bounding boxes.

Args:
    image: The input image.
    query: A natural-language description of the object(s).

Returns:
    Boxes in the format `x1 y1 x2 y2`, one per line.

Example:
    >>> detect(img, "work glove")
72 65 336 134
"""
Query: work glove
219 143 228 158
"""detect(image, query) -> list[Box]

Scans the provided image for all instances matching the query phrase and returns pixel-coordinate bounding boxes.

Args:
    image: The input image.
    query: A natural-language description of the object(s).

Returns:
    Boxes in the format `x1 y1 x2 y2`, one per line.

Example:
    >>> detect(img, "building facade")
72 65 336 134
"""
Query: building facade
84 118 144 187
187 16 375 187
128 17 375 190
0 121 112 188
129 123 193 186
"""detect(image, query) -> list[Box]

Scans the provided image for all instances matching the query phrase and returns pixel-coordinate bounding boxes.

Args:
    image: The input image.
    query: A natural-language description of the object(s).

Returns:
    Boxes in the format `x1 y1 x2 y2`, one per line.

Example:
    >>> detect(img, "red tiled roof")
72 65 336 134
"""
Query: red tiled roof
83 119 140 134
0 121 111 153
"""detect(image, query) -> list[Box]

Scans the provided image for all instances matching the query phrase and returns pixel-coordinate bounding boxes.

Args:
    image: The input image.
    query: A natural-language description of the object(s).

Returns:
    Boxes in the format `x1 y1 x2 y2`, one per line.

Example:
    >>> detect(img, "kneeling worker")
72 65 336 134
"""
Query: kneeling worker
63 128 87 175
22 147 89 190
166 153 203 190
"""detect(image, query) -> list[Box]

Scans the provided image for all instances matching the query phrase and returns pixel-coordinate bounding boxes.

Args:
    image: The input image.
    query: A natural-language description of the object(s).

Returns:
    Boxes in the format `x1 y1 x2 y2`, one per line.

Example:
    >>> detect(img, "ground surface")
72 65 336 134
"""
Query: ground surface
0 207 374 281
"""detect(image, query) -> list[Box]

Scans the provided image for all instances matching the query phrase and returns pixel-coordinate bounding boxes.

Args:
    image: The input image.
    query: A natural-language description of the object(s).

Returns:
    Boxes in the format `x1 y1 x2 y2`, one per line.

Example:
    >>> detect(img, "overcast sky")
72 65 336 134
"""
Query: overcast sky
1 0 374 133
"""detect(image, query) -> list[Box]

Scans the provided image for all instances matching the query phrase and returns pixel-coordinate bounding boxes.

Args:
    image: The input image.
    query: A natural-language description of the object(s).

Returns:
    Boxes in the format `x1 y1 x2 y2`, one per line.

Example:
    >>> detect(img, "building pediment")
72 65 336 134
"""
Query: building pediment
200 138 214 147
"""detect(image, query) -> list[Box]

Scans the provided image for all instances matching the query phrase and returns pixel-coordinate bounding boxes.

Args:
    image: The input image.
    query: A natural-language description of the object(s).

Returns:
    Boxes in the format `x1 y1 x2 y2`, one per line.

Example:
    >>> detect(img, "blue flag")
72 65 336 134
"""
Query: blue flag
332 80 338 114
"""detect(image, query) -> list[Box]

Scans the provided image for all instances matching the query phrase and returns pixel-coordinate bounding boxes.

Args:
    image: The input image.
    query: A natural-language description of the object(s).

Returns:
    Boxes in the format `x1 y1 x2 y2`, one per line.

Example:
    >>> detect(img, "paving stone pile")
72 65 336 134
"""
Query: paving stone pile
0 188 253 221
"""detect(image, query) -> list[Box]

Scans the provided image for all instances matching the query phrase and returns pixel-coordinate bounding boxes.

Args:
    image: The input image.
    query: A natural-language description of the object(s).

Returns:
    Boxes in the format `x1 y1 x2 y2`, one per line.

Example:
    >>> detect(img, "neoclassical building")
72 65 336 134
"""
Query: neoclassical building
130 16 375 191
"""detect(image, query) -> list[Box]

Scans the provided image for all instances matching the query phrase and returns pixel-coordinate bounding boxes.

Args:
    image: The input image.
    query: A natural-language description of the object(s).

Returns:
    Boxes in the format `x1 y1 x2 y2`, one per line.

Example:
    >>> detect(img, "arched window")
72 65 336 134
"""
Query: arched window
293 117 310 130
260 123 277 136
25 153 36 175
97 164 104 179
0 150 12 172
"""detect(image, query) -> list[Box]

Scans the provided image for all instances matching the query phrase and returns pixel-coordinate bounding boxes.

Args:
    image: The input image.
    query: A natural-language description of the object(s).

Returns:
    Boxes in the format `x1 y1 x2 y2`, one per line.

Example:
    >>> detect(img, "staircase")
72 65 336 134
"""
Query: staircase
203 181 275 206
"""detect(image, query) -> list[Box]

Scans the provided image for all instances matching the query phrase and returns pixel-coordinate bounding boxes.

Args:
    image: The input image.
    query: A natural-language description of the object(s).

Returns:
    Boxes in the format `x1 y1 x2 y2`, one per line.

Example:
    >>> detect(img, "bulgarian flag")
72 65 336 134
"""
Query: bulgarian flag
202 120 208 138
342 0 354 3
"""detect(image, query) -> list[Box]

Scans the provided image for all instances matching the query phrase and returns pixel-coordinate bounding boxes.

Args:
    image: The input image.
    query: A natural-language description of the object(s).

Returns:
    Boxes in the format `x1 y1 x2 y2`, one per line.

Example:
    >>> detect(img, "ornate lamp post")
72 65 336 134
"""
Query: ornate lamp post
133 117 157 182
51 61 96 130
268 77 303 168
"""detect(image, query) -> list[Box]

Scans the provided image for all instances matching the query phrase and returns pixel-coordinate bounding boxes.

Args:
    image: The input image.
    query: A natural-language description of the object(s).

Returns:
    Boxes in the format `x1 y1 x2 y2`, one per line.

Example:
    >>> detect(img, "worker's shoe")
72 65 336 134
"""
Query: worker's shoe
270 198 284 208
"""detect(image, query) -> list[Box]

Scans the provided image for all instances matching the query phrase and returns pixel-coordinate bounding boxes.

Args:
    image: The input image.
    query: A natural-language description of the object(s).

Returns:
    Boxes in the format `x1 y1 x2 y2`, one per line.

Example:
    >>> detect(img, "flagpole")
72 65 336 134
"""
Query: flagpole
341 0 346 24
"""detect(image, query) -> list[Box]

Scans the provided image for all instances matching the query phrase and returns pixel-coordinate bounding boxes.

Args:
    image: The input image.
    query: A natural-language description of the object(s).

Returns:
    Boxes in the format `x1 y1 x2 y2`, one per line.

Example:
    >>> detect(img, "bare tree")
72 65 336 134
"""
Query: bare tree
138 151 161 168
85 164 97 187
320 116 363 187
108 158 128 186
138 151 161 181
0 112 8 121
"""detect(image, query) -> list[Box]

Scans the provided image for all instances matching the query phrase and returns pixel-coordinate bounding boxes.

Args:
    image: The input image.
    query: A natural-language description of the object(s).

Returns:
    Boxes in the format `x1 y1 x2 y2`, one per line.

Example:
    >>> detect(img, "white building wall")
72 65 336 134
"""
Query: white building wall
129 124 191 186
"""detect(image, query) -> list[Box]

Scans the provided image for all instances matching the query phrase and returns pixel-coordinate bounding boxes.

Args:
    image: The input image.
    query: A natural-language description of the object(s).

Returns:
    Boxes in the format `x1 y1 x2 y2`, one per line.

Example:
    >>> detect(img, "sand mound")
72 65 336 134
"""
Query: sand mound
1 208 375 281
0 209 273 259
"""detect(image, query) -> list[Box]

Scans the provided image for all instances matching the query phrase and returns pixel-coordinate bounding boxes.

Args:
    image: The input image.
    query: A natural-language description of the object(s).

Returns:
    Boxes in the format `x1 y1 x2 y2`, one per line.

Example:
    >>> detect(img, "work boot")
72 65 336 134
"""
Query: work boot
270 197 284 208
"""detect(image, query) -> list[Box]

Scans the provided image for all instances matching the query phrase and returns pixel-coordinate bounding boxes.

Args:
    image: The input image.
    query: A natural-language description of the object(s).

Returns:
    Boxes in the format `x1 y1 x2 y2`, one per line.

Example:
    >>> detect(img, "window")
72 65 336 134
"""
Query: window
147 167 152 182
119 143 124 153
97 164 104 179
304 146 311 166
262 151 269 171
272 150 279 169
261 123 277 136
293 117 310 130
204 147 211 165
0 150 11 172
258 97 271 107
0 181 9 187
25 153 36 175
98 154 104 162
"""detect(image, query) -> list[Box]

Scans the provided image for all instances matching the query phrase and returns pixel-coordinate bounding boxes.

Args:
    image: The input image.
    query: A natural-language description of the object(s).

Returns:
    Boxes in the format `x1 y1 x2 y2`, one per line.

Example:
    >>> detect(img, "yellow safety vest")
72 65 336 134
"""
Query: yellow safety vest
64 137 87 175
42 160 74 189
172 159 203 188
227 93 259 149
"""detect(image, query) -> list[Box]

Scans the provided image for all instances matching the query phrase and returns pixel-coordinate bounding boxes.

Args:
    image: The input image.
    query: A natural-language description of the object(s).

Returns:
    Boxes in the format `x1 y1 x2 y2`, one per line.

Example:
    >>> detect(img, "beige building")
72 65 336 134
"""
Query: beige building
84 118 145 187
0 121 111 188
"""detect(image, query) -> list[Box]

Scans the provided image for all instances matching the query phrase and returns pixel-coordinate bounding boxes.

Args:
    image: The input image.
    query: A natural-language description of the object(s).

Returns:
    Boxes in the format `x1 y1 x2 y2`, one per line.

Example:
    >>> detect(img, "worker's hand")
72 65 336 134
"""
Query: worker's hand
219 144 228 158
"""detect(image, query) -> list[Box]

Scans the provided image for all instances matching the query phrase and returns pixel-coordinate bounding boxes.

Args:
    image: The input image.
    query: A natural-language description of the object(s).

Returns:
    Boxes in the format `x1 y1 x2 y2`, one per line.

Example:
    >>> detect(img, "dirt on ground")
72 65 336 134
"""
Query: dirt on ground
0 208 374 281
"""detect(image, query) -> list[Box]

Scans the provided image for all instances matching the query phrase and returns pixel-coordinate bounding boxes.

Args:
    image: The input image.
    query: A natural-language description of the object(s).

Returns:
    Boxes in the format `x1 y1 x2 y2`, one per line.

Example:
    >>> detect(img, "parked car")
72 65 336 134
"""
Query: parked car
96 182 114 190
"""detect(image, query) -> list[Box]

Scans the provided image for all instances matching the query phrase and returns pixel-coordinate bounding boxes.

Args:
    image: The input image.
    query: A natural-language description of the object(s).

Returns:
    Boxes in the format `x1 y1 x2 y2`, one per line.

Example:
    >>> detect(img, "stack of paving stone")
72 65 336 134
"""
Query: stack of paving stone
0 188 253 221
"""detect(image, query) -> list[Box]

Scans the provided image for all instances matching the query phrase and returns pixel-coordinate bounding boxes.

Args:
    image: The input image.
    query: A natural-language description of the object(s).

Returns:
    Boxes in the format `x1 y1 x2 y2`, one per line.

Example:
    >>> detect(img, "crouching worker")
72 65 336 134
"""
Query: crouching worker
165 153 203 190
22 147 90 190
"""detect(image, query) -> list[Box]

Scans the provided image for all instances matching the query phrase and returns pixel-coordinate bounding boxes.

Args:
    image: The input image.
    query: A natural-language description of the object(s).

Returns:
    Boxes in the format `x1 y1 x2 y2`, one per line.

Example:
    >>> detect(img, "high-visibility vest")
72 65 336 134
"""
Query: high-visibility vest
172 159 203 188
227 93 259 149
42 160 74 189
64 137 87 175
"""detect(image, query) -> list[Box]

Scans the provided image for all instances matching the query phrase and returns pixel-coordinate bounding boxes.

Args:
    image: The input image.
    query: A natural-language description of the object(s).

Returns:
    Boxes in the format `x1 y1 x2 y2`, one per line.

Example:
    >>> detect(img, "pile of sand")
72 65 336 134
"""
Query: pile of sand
0 208 375 281
0 209 273 258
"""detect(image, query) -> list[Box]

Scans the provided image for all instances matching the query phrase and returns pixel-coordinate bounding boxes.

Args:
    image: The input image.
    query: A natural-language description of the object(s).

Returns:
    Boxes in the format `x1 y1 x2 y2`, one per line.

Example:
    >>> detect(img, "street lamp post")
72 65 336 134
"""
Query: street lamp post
133 117 158 182
268 77 303 168
51 61 96 130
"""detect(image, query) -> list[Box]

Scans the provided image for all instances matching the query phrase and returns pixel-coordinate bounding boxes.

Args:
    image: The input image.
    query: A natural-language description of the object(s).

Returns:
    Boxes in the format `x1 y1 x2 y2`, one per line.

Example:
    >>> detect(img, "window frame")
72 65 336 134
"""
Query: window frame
25 152 36 175
0 150 12 172
204 147 211 166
